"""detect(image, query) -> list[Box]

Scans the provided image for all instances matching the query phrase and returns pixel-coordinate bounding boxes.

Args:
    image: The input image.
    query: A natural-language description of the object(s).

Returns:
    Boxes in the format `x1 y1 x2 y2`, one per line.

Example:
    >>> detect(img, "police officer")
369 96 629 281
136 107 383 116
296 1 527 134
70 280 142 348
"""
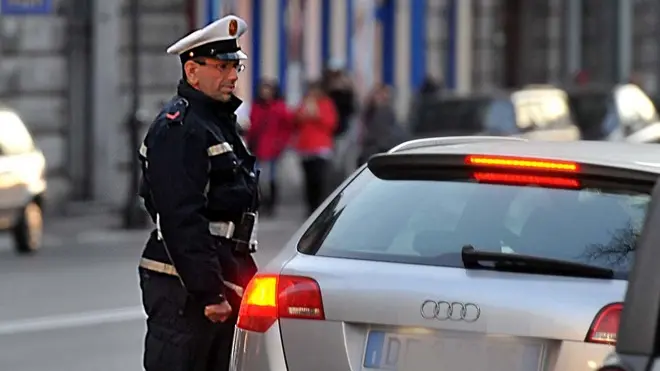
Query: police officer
136 15 259 371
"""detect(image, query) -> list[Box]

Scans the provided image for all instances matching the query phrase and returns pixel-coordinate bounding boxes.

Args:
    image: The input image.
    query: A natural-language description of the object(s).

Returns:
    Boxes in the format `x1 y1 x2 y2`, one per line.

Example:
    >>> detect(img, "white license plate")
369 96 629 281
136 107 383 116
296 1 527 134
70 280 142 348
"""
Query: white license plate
362 330 544 371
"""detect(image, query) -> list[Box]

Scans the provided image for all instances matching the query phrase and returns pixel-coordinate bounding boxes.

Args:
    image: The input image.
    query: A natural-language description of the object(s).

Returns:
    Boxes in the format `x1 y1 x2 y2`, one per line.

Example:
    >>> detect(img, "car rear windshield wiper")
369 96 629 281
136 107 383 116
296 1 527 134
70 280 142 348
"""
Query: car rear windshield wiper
461 245 614 279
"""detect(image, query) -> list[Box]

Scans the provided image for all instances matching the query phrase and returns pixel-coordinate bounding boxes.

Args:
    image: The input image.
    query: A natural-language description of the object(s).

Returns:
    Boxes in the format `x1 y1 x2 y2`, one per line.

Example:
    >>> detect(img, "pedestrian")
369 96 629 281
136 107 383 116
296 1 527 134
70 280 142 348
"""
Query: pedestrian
357 84 410 166
247 78 294 217
293 80 338 216
135 15 259 371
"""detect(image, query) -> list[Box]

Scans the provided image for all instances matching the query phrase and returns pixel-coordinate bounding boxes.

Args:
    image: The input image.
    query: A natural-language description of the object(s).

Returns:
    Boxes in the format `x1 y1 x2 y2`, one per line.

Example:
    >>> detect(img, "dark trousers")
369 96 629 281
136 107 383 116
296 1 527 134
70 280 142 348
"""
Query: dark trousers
258 159 279 216
139 268 237 371
301 156 329 216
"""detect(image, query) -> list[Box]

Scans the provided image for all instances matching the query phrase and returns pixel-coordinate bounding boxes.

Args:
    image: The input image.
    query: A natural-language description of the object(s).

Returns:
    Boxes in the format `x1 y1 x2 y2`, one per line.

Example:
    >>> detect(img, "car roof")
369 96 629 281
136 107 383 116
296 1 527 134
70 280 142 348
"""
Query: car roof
394 139 660 174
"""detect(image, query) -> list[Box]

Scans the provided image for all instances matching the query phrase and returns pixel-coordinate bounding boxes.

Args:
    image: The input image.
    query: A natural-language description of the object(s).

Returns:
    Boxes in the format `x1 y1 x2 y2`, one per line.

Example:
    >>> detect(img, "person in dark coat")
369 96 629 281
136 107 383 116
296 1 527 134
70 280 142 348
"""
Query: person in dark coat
136 15 259 371
357 84 410 166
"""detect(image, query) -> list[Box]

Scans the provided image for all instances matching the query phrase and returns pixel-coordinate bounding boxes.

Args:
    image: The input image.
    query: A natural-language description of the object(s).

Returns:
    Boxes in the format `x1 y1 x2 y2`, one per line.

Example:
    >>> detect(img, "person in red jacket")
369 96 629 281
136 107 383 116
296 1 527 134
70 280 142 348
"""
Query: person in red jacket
294 81 338 216
246 79 294 216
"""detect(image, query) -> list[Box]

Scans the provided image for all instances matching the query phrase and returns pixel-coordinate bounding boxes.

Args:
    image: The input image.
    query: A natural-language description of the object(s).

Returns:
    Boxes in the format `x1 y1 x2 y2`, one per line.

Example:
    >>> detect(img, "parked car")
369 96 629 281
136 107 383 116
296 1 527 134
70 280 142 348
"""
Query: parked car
565 83 660 142
410 85 581 141
0 107 47 254
231 136 653 371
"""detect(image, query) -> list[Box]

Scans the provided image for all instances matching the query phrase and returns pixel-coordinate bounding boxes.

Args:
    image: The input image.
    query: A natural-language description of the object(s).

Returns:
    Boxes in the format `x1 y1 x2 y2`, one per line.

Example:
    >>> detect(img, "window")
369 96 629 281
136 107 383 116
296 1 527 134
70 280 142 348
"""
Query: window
298 168 650 279
568 92 618 139
0 111 34 155
413 98 491 135
484 100 517 134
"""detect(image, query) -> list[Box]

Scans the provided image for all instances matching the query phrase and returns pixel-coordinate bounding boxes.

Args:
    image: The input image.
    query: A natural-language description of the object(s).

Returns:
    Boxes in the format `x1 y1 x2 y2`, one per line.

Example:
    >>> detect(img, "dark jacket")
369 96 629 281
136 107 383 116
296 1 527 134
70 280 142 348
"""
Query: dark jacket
358 102 410 165
138 80 259 308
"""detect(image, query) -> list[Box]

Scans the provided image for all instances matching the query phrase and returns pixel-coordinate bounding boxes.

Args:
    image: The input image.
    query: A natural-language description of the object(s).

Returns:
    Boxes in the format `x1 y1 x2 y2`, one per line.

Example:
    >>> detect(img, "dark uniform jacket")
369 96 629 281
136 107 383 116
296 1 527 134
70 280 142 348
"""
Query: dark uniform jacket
138 80 259 308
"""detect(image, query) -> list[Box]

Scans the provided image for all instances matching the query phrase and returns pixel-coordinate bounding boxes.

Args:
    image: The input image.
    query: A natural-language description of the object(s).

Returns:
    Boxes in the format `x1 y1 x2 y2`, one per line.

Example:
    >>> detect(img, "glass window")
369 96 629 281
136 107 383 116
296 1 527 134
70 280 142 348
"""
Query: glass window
484 99 517 134
299 168 650 280
0 111 35 155
413 98 491 135
568 92 618 139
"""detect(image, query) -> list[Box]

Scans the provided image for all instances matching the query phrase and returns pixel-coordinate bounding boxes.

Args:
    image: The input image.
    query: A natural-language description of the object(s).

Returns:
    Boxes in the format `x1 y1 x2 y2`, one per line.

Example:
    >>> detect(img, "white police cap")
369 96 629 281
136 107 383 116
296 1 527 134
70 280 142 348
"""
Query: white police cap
166 15 248 61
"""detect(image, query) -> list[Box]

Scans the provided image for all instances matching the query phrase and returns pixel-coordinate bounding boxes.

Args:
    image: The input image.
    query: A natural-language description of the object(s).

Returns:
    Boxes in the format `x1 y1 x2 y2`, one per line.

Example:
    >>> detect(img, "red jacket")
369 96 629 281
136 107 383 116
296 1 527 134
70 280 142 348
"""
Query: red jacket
247 99 294 160
294 97 338 153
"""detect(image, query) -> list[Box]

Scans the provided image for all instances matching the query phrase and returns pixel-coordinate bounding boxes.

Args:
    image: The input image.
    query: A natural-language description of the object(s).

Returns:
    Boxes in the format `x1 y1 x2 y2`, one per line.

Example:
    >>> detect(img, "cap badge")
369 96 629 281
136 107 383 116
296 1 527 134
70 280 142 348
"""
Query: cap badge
228 19 238 36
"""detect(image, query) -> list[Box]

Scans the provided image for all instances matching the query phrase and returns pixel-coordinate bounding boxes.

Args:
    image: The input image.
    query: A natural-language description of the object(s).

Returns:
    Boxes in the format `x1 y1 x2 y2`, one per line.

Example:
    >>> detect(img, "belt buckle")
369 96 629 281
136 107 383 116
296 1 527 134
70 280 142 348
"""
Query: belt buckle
223 221 235 239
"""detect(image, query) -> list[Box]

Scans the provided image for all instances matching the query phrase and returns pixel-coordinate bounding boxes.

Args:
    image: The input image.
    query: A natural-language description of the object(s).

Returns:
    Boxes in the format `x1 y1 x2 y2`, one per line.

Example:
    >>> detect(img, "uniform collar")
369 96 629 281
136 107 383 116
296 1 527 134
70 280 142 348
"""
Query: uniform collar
177 80 243 114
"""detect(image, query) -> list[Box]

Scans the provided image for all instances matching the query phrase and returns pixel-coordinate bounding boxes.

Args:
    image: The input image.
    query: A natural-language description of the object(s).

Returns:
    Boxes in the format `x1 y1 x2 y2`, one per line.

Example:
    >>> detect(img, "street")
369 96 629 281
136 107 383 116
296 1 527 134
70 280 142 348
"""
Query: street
0 206 305 371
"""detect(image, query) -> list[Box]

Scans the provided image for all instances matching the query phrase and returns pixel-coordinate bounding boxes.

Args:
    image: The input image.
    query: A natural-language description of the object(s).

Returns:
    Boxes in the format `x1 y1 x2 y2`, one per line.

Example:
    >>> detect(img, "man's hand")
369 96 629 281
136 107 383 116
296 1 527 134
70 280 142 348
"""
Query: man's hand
204 301 232 323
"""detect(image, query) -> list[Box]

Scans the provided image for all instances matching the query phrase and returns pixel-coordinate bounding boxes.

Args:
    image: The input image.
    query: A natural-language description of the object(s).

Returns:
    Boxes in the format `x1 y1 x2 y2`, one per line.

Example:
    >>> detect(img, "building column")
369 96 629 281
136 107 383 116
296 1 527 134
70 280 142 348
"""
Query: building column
456 0 472 93
564 0 581 81
91 0 122 204
617 0 633 82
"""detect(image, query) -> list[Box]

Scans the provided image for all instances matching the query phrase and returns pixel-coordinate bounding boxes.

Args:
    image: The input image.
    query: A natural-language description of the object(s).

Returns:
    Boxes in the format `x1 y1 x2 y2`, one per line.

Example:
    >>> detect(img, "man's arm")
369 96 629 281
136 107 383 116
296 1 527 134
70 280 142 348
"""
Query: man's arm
147 123 225 306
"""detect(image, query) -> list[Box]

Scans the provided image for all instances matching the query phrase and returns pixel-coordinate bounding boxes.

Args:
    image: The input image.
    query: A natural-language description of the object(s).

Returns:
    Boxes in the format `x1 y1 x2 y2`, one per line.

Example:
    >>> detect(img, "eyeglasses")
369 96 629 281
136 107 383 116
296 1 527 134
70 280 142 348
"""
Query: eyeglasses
195 60 246 73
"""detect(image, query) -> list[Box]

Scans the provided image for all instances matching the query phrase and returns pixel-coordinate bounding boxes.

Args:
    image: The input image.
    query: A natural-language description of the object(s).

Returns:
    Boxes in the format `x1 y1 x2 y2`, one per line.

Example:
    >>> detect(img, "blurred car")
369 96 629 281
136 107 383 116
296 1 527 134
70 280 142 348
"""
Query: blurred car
410 85 581 141
565 83 660 142
230 136 655 371
596 179 660 371
0 107 46 254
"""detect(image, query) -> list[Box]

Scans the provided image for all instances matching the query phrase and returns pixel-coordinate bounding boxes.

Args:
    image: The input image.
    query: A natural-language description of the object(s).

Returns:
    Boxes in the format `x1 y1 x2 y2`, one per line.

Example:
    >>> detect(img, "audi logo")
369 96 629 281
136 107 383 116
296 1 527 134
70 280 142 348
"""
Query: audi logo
420 300 481 322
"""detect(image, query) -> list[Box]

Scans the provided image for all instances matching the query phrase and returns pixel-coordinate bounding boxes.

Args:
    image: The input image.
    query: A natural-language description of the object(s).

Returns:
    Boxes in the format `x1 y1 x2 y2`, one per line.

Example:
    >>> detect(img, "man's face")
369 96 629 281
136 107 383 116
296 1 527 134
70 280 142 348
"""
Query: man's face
185 58 242 101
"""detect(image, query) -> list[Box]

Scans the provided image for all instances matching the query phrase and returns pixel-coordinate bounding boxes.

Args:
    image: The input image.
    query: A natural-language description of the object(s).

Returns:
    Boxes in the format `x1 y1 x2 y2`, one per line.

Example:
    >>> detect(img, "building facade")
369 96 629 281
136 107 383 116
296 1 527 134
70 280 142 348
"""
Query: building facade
0 0 656 211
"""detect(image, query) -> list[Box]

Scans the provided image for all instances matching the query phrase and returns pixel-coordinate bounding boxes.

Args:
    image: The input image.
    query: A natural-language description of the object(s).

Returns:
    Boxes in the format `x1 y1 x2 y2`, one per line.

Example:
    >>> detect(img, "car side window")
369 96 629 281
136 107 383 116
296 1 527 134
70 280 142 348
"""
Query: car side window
484 100 517 134
0 111 35 156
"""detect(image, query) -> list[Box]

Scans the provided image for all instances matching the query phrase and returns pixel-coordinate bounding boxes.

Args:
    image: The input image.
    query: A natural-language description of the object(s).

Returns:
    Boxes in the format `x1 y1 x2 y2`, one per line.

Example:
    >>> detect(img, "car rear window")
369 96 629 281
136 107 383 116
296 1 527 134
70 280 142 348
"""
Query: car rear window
413 98 492 135
298 168 650 279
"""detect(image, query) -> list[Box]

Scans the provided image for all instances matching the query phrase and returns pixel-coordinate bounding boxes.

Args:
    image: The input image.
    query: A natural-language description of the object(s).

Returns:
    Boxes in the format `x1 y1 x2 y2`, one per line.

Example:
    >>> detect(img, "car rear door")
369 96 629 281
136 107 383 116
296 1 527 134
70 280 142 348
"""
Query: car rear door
597 180 660 371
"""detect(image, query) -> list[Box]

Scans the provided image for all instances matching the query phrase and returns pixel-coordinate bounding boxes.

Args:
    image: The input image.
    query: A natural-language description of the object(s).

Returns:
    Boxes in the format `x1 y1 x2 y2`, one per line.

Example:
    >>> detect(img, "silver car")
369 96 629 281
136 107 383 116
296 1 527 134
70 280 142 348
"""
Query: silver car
231 136 656 371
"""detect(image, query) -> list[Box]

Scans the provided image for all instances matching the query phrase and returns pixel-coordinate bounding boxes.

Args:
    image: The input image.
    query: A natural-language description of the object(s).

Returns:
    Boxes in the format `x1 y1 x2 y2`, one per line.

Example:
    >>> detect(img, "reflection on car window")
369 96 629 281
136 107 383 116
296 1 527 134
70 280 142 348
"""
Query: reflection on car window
0 111 35 155
298 169 650 279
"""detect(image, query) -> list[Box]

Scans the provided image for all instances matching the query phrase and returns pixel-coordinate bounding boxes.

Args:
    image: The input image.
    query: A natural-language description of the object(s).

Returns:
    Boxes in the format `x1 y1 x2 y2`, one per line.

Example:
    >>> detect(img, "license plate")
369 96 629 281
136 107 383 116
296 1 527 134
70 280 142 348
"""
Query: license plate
362 330 544 371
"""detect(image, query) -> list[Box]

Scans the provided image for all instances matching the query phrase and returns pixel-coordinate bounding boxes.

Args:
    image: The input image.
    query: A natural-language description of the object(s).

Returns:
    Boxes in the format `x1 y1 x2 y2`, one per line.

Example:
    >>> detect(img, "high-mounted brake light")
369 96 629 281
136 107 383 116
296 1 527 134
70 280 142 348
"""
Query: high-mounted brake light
237 274 325 333
586 302 622 345
466 155 580 172
473 172 580 188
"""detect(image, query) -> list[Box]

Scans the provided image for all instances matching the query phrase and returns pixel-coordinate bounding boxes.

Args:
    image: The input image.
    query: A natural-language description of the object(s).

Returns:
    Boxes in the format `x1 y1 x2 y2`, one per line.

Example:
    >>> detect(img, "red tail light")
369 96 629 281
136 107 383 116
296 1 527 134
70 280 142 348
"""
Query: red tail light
466 155 580 172
473 172 580 188
586 303 622 345
237 274 325 333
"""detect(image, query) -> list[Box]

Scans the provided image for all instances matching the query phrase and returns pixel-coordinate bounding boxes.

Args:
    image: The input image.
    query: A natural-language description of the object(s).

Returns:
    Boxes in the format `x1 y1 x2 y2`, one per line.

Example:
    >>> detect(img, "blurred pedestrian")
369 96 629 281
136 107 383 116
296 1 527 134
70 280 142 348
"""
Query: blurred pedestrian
358 84 410 166
247 78 294 216
294 81 338 216
135 15 259 371
322 58 359 189
408 75 442 134
322 58 356 139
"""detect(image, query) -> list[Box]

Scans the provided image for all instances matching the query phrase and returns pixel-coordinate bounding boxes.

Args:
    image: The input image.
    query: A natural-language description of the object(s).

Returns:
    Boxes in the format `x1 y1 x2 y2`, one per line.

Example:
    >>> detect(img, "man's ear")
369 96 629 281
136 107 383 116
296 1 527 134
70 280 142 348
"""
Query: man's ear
184 60 199 85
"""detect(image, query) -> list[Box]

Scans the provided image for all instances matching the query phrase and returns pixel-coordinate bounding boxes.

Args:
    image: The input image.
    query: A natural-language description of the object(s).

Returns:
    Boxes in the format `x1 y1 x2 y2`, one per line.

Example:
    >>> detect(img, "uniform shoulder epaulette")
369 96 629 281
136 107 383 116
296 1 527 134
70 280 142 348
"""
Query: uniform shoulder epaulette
162 97 189 125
